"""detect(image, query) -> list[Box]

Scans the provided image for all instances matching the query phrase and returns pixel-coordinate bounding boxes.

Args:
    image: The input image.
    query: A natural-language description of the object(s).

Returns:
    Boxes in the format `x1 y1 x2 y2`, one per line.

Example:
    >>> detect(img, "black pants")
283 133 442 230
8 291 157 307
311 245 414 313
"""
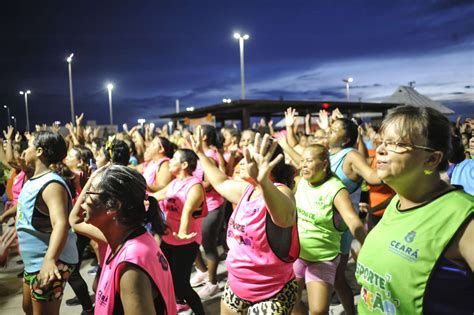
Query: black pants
68 233 93 310
202 203 226 261
161 241 204 315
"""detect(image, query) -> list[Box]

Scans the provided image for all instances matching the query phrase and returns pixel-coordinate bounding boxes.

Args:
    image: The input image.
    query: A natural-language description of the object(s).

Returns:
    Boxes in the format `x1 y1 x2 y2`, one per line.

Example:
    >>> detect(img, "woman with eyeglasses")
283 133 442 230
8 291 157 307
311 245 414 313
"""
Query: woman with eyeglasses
69 165 177 314
192 127 300 314
355 106 473 314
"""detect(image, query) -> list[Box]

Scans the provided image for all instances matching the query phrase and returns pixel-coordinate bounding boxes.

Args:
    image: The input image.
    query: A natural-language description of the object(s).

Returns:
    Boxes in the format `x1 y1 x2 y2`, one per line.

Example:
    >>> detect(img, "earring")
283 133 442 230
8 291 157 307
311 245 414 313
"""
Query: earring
424 169 433 176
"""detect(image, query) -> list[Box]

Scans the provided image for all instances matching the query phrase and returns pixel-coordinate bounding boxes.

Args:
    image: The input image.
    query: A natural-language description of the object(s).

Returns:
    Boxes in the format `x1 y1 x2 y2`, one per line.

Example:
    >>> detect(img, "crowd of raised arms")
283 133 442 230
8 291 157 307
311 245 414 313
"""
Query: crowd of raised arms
0 105 472 315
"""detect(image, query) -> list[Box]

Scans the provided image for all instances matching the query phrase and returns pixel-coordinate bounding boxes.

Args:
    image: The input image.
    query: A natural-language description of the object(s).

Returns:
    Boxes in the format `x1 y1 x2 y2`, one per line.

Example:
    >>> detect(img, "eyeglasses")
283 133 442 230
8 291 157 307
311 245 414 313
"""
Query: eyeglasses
85 191 106 196
374 139 435 153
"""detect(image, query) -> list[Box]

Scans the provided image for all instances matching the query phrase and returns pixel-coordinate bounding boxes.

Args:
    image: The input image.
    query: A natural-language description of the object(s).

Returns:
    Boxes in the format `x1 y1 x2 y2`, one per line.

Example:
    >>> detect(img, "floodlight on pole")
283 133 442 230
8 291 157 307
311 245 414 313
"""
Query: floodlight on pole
19 90 31 131
3 105 11 126
342 77 354 101
11 116 17 130
66 53 75 124
106 83 114 125
233 32 250 99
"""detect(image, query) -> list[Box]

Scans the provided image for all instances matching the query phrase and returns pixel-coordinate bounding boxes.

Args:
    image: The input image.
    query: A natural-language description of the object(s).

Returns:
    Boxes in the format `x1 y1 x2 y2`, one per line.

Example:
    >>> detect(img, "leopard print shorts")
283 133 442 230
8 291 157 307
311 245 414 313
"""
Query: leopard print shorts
222 279 298 314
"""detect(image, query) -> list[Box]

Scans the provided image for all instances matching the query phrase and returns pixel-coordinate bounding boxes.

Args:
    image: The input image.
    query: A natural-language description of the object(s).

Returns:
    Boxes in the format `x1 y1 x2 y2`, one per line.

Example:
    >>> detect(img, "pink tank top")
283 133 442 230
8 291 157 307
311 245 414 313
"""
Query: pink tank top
95 231 177 315
193 149 225 211
161 176 207 246
142 157 170 188
12 170 26 203
226 184 298 302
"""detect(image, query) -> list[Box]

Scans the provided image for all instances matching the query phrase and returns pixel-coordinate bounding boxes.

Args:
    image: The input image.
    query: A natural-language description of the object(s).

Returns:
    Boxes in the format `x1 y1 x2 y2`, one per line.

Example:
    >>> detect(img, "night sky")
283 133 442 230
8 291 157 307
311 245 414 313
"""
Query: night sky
1 0 473 130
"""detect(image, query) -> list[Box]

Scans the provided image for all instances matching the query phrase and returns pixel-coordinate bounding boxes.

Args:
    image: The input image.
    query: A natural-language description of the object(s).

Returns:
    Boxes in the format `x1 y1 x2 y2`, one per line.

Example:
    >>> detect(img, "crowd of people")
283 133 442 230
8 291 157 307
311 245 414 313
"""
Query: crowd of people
0 105 472 315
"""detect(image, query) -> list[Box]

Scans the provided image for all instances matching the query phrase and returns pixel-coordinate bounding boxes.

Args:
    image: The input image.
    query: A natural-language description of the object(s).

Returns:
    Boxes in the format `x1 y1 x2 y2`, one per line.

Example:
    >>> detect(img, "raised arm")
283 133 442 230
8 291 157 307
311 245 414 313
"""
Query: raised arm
348 150 382 185
244 133 296 228
192 126 247 204
3 127 19 170
147 161 172 192
285 107 299 147
278 135 302 167
333 188 366 244
69 176 107 243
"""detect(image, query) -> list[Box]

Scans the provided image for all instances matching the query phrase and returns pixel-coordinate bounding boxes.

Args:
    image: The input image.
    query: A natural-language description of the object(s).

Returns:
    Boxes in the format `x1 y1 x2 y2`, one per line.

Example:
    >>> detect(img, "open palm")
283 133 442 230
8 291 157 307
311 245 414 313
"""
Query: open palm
243 133 283 184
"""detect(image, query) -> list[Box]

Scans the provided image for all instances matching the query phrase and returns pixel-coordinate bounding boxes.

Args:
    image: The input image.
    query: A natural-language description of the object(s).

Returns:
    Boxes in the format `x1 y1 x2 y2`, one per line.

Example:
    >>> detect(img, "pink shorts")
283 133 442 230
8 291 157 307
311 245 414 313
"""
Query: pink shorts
293 256 340 285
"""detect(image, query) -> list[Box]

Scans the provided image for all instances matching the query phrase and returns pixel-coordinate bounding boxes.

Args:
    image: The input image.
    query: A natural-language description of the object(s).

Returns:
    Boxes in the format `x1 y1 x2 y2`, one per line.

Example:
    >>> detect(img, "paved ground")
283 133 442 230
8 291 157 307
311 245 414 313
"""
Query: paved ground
0 224 360 314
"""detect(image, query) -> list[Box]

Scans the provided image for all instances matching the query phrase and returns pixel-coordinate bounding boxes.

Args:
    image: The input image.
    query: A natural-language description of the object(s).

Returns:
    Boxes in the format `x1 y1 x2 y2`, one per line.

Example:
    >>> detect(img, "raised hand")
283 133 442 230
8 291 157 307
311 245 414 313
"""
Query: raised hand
190 125 205 154
122 123 129 134
3 126 14 141
65 122 74 133
317 110 330 129
243 133 284 184
75 113 84 126
15 131 23 142
331 108 344 121
284 107 297 127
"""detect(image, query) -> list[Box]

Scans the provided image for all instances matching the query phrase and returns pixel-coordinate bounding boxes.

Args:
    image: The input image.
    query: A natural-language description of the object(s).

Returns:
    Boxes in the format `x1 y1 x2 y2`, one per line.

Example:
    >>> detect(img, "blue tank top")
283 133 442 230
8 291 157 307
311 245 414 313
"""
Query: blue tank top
330 148 361 194
16 172 78 273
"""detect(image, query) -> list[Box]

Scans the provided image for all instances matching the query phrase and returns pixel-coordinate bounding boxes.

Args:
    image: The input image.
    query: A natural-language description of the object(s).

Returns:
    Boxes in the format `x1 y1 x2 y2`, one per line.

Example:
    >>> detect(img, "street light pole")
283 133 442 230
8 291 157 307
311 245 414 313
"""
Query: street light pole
3 105 11 126
11 116 17 130
233 33 249 100
19 90 31 131
342 77 353 101
67 53 75 124
107 83 114 125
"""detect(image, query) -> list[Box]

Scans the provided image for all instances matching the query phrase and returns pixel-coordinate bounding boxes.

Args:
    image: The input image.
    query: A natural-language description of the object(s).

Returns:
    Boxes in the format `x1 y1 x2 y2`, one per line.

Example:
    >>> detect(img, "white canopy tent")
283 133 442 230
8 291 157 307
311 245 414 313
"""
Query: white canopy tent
383 86 455 115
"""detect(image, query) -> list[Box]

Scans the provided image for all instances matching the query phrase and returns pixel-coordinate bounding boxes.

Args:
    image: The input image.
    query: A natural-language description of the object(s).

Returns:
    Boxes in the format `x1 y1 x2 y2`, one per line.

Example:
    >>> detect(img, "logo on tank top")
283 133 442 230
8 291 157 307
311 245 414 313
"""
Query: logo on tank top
404 231 416 243
388 230 419 262
97 289 109 306
158 253 169 271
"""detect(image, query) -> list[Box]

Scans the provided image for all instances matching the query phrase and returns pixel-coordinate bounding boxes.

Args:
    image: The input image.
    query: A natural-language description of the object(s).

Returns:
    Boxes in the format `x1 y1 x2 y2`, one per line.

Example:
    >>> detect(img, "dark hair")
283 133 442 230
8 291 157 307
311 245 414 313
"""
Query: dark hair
34 131 68 165
450 133 466 164
122 138 137 157
177 148 199 173
380 105 452 170
103 140 130 166
91 137 103 149
80 147 94 164
33 131 75 193
94 165 167 235
270 143 296 189
226 127 241 142
201 125 220 148
158 137 177 159
336 118 358 148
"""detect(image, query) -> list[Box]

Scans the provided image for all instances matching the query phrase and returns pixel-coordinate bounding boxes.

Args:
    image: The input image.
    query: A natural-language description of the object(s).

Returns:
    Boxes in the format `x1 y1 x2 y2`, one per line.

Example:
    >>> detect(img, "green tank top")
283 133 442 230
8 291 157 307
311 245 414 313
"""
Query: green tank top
295 176 346 261
356 189 473 315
